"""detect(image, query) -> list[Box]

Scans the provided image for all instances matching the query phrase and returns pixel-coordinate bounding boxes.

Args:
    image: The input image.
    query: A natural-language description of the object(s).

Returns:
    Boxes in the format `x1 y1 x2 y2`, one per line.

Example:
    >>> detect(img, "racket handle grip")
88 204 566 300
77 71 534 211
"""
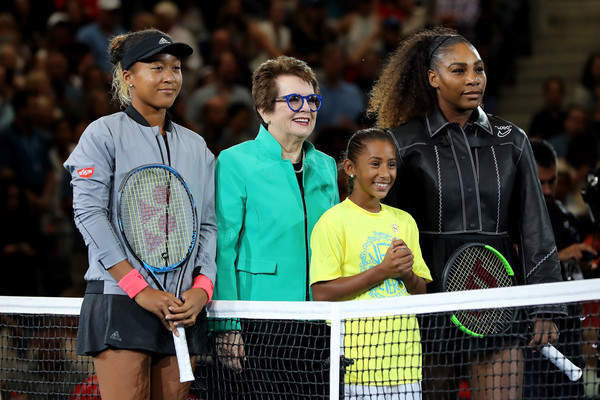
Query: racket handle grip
173 326 195 382
540 343 582 381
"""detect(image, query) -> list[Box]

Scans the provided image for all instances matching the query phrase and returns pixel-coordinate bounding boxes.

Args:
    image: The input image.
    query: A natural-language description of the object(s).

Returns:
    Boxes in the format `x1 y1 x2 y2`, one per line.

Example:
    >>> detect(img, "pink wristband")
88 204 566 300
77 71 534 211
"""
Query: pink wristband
192 274 214 301
118 269 149 298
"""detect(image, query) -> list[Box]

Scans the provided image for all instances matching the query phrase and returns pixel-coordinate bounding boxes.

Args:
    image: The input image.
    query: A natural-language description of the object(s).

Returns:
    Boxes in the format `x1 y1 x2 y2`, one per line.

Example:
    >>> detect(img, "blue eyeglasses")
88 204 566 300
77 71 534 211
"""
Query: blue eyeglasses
275 93 322 112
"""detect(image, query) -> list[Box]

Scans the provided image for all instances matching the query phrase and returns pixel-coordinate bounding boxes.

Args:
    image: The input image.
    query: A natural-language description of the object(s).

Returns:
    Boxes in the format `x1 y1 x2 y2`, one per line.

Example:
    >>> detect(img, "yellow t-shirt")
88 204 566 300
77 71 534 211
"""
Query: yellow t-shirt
310 199 432 386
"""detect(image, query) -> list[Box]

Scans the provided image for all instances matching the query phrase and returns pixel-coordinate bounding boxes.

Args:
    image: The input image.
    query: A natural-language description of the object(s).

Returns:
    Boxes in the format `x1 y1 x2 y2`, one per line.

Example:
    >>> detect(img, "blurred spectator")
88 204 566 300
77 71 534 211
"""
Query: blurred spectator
215 101 255 154
555 158 576 205
170 95 199 136
379 15 403 57
75 0 126 74
0 65 15 130
433 0 480 40
351 48 381 104
0 42 27 91
80 63 110 93
199 28 235 71
532 138 597 279
0 12 31 62
548 105 600 221
185 51 255 135
525 138 589 399
549 104 594 158
0 91 56 213
582 327 600 398
0 178 40 296
572 51 600 134
45 116 78 296
398 0 432 37
334 0 381 60
43 12 78 54
529 76 567 140
213 0 259 81
60 0 88 31
130 11 157 33
0 91 58 295
198 95 229 152
179 0 210 45
315 43 364 135
43 50 85 120
289 0 336 68
153 1 203 93
248 0 291 71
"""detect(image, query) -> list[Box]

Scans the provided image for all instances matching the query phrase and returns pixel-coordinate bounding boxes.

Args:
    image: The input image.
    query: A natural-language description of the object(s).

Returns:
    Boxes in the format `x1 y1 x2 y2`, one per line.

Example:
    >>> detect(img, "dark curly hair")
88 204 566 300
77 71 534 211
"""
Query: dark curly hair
367 26 473 129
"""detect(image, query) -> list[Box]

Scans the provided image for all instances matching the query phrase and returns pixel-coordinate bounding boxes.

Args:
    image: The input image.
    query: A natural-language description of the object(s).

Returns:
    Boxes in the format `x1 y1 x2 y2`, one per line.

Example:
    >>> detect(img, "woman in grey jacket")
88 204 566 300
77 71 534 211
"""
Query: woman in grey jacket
64 29 217 400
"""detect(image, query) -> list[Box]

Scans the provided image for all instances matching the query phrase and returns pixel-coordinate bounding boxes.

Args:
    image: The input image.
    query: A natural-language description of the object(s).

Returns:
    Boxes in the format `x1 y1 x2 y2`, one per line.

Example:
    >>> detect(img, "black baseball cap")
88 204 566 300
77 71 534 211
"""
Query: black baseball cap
121 34 193 71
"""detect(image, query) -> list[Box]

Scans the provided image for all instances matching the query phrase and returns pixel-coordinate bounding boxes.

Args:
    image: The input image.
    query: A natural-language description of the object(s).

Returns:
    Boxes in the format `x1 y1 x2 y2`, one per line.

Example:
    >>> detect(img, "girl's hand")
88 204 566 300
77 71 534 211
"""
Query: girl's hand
134 287 183 333
166 288 209 334
380 238 414 280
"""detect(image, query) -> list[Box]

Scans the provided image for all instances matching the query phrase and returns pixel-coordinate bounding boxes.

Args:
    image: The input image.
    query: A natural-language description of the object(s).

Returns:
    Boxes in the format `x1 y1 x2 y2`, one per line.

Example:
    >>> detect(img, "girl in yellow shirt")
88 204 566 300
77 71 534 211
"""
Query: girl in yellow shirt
310 128 432 399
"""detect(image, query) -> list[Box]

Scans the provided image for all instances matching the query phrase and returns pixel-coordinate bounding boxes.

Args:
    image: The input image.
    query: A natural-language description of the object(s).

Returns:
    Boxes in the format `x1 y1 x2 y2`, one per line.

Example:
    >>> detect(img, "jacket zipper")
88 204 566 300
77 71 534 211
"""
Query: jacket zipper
299 182 310 301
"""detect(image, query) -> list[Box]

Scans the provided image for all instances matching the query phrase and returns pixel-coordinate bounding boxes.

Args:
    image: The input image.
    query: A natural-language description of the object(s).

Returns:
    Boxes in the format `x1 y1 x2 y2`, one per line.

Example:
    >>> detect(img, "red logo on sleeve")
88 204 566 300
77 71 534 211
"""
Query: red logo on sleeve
77 167 95 178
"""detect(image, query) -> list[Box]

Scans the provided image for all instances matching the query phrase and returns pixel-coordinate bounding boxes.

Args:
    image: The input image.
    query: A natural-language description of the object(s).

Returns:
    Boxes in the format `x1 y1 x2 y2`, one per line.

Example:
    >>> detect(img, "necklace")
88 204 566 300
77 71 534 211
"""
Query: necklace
293 150 305 174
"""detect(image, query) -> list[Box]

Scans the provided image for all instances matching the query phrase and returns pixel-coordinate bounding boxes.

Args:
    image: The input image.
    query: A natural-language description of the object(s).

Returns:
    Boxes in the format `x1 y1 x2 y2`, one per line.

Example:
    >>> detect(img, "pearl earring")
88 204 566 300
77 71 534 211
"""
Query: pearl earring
350 174 354 178
129 84 133 87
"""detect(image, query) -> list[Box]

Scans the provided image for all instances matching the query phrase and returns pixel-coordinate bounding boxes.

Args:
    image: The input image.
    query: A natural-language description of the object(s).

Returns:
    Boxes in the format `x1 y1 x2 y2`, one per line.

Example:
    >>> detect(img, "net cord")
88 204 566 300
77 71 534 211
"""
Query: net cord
2 279 597 318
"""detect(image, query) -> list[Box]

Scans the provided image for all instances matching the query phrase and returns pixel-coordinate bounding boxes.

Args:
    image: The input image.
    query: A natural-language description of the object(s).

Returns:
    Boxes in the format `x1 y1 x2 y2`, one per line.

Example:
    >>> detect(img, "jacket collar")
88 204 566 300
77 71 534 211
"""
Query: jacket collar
256 124 316 159
425 106 493 137
124 104 174 132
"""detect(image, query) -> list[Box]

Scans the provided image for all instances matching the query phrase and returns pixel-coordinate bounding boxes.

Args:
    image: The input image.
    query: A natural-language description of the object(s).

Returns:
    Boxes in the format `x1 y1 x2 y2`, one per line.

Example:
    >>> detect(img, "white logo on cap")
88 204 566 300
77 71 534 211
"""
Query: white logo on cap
158 38 170 45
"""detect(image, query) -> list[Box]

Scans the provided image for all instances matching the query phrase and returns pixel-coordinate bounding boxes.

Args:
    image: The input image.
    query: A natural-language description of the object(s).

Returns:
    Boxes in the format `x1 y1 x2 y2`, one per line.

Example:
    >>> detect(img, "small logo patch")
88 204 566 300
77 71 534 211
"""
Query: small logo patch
158 38 170 45
110 331 122 342
496 125 512 137
77 167 94 178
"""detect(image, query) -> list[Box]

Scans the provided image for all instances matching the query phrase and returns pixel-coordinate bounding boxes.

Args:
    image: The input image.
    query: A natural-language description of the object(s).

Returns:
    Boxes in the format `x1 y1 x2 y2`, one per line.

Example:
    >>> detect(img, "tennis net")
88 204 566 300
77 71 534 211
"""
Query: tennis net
1 279 599 399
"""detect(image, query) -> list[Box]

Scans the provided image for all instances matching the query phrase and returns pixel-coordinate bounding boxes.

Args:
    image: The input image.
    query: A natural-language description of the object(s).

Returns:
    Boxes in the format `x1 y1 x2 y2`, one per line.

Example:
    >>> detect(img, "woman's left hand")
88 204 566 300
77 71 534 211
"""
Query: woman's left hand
166 288 209 330
529 317 560 350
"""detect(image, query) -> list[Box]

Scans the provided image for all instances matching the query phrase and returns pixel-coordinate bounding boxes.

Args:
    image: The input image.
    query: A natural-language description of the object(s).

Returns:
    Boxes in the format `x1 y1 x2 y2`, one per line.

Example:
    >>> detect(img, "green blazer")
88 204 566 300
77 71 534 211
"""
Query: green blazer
214 125 339 301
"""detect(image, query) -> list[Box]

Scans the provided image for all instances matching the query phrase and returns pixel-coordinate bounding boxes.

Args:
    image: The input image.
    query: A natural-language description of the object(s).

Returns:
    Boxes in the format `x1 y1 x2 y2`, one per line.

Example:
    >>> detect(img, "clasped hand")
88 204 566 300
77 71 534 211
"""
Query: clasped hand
134 287 208 335
379 238 414 280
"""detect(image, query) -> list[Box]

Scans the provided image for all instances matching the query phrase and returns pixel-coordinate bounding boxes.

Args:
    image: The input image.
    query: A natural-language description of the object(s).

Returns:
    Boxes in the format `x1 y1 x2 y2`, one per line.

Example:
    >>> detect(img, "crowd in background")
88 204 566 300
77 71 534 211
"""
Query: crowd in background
0 0 594 297
0 0 599 397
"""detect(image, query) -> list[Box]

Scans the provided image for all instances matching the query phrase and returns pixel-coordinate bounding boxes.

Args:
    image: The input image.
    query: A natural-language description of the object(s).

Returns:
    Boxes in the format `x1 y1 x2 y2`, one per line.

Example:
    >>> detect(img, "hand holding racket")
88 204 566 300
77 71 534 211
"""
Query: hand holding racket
118 164 198 382
442 243 582 381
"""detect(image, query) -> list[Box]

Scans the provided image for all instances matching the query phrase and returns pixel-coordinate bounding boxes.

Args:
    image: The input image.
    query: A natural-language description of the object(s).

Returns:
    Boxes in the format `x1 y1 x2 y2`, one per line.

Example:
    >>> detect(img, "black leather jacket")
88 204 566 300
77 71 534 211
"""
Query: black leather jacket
389 107 563 301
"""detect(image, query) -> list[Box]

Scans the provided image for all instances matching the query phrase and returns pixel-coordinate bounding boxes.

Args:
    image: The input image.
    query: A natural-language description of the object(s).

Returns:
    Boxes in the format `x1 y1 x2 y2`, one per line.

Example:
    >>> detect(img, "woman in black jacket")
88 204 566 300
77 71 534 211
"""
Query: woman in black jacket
368 26 565 400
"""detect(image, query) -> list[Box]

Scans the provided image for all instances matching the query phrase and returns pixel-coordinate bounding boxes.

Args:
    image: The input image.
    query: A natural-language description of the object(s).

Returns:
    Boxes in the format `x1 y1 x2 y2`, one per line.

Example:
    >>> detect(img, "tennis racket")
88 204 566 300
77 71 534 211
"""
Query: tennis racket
118 164 197 382
442 243 582 381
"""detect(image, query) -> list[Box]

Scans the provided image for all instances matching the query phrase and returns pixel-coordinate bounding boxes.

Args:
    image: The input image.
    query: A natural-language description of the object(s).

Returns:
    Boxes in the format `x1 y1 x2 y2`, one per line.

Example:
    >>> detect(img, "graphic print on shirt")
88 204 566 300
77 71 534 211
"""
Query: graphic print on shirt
359 231 408 298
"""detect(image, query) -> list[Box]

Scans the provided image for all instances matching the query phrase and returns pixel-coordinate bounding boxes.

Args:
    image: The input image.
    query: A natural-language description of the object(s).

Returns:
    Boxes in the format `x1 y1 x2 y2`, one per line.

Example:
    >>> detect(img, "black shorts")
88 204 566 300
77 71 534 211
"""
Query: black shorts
76 281 208 356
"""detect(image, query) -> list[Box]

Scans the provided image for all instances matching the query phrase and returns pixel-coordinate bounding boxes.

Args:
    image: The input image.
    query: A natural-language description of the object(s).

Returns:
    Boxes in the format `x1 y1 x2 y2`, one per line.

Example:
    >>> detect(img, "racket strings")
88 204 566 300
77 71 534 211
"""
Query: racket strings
446 247 515 335
120 167 195 270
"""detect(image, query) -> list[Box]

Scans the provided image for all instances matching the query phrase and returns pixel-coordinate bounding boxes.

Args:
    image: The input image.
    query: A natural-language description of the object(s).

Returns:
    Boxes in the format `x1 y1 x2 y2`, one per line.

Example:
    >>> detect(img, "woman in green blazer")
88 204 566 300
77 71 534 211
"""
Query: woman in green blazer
212 56 339 399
